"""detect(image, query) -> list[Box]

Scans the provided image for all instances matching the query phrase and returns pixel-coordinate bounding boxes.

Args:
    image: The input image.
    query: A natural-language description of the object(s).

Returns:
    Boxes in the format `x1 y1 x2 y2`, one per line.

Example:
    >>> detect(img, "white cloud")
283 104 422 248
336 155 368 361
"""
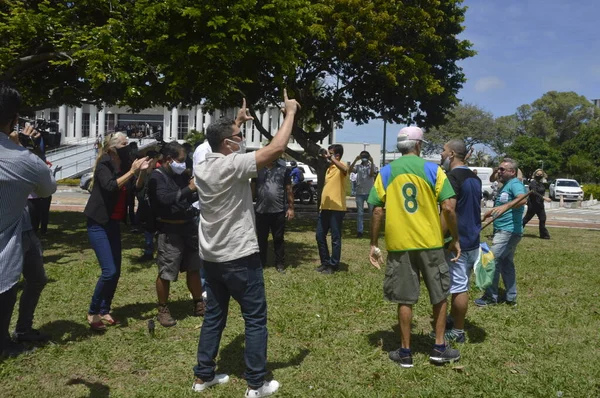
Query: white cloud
474 76 506 92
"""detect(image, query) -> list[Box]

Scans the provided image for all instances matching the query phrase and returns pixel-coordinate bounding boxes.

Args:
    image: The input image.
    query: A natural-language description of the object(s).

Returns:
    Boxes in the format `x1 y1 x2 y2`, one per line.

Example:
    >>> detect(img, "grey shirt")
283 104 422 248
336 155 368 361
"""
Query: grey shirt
353 162 374 195
194 152 258 262
254 161 291 214
0 133 56 293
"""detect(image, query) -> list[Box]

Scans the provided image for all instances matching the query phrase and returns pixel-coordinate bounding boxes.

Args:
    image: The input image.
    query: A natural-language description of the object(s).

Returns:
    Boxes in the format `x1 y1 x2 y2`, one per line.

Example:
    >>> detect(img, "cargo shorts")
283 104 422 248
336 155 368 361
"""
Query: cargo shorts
383 249 450 305
156 232 202 281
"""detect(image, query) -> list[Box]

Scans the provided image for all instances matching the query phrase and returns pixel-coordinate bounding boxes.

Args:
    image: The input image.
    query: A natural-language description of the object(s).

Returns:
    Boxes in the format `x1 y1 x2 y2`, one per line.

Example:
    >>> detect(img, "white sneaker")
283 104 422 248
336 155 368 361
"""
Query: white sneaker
244 380 280 397
192 374 230 392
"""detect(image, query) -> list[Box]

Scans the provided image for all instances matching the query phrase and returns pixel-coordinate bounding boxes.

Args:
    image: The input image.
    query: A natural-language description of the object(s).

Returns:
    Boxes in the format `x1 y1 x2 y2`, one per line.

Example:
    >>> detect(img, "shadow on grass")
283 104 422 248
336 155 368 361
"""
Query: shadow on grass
464 319 487 344
111 298 195 326
38 320 98 345
216 334 310 379
367 324 433 355
66 377 110 398
41 211 148 255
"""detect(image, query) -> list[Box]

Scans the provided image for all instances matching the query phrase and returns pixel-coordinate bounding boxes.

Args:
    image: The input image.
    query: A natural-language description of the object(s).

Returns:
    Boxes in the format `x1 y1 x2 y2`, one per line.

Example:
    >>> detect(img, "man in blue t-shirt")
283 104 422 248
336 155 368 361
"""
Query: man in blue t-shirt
439 140 481 342
476 158 526 307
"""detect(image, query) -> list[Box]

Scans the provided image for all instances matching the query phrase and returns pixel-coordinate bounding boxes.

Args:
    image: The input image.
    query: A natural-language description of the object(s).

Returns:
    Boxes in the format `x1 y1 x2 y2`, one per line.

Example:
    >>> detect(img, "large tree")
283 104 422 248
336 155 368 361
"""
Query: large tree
2 0 474 168
515 91 597 144
504 136 562 179
427 103 495 151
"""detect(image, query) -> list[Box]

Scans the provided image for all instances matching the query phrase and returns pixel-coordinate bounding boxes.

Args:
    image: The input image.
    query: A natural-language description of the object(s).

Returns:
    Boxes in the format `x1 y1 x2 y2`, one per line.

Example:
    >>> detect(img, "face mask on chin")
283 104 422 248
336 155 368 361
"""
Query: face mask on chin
441 156 451 172
170 160 187 175
225 138 246 154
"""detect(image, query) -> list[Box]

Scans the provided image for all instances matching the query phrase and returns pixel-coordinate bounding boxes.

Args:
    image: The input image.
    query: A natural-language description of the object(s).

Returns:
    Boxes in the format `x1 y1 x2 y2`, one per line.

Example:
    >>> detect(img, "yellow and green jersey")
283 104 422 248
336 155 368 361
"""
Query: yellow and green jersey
367 155 455 252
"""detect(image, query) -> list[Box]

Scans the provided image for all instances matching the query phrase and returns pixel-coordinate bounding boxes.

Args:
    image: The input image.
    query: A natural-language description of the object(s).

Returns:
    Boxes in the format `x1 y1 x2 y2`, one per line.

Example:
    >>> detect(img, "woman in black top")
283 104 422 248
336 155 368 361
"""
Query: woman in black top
83 132 149 331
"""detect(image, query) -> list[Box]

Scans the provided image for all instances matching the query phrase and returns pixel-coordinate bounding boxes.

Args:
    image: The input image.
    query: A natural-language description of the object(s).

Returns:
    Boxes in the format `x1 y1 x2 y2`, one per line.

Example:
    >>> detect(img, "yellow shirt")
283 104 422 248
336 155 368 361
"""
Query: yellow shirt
320 164 347 211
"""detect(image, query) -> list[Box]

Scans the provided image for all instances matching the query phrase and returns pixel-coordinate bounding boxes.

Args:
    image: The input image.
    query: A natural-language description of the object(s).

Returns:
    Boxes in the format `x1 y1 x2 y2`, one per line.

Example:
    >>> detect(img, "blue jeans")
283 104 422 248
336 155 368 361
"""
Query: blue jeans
355 194 373 234
87 218 122 315
194 253 267 388
485 230 522 302
315 210 345 268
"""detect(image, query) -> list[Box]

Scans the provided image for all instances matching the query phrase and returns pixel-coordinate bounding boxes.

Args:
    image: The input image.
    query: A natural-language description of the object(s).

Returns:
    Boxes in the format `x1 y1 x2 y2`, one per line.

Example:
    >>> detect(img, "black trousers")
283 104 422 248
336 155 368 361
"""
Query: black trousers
0 285 18 354
522 204 550 238
27 197 52 233
255 212 286 268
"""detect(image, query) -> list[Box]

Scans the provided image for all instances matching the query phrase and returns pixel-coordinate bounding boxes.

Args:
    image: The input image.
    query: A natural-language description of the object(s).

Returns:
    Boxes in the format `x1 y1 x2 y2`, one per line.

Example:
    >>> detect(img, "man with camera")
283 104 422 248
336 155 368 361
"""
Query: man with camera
148 141 204 327
0 85 56 357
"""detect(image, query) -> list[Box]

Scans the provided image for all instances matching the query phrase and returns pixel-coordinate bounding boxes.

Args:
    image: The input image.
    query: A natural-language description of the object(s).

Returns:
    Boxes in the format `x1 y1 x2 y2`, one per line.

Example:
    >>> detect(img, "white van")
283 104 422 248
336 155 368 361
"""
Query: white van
469 167 494 199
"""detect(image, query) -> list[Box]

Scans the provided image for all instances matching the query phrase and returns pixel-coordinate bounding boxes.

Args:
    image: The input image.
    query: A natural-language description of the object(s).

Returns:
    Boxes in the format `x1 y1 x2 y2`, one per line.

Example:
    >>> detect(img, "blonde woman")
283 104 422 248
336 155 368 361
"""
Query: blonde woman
83 132 149 331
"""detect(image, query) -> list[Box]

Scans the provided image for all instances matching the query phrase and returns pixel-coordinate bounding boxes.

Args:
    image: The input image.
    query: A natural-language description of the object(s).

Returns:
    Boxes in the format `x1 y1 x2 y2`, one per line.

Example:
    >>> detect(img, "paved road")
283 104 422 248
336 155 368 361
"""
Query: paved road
50 186 600 229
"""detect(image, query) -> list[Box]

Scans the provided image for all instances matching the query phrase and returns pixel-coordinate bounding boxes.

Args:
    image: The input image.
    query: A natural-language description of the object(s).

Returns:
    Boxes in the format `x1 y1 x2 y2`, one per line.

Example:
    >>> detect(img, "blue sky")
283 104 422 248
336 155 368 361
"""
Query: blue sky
337 0 600 150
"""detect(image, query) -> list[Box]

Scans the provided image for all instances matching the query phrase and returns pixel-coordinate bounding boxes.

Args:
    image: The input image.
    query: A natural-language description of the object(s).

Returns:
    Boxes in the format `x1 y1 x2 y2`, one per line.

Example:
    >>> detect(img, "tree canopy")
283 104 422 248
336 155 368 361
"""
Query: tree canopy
1 0 474 161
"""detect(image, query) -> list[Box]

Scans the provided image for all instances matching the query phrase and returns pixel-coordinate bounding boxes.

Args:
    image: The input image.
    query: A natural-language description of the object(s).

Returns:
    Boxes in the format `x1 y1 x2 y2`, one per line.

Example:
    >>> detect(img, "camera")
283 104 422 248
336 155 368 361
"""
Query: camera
16 117 58 149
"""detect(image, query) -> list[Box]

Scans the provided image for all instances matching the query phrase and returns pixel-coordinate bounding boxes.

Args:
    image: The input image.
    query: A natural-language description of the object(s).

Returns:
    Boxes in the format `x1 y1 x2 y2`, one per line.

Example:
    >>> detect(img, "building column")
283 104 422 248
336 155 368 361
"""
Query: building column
67 107 75 141
89 105 98 137
58 105 67 144
196 106 203 132
163 107 171 141
204 112 212 129
171 107 179 139
97 106 106 137
75 107 83 140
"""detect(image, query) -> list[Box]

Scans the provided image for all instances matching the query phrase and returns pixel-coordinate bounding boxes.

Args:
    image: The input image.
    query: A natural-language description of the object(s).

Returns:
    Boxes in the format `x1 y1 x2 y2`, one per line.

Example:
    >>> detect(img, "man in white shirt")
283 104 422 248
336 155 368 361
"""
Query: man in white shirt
192 93 300 397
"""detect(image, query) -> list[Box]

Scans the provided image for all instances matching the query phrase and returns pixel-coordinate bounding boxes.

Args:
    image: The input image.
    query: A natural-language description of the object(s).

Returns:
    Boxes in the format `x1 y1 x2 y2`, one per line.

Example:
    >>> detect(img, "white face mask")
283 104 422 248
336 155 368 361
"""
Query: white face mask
170 160 187 175
225 138 246 154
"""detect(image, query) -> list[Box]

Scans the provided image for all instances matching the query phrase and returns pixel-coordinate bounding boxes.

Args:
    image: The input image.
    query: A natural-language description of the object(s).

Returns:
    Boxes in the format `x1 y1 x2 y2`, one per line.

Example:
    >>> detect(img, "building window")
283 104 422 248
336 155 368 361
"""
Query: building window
49 112 59 122
105 114 116 133
178 115 189 140
82 113 90 137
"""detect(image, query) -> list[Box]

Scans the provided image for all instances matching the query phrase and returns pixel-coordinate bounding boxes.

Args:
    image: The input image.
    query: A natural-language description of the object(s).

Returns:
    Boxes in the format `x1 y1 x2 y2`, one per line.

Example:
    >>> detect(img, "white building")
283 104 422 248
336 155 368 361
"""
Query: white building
35 103 336 152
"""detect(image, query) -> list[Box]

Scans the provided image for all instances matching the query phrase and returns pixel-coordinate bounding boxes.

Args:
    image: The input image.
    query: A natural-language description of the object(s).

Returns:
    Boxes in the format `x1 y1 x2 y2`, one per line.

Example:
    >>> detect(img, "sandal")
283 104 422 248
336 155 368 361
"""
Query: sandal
87 314 107 331
99 314 120 326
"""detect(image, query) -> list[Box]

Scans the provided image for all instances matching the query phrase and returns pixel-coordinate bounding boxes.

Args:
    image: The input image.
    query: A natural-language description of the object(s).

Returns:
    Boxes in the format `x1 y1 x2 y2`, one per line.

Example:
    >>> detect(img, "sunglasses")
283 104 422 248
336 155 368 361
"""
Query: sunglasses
497 167 513 172
224 131 245 141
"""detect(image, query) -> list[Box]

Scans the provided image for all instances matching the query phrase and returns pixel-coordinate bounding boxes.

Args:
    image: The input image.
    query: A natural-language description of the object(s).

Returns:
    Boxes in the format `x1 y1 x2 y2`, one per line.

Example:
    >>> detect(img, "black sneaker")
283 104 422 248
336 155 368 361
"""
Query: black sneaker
275 265 286 274
505 300 517 307
430 344 460 364
316 265 328 272
320 266 335 275
357 232 363 238
12 329 50 343
389 349 413 368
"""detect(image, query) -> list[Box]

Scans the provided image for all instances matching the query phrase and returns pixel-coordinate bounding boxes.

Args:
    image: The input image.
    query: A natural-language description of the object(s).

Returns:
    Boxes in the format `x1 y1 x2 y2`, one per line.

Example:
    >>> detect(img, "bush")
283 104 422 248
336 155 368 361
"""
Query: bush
57 178 79 186
582 183 600 200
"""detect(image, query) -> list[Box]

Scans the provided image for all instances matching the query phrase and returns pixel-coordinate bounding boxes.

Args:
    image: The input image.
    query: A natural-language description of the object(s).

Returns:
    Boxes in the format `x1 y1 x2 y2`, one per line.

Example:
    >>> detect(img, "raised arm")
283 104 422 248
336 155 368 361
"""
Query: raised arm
255 90 301 169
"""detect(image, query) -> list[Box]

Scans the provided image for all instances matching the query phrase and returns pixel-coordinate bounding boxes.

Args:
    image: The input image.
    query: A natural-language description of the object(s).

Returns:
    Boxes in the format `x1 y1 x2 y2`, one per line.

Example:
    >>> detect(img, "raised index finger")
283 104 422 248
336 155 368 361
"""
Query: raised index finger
241 98 246 109
283 88 288 102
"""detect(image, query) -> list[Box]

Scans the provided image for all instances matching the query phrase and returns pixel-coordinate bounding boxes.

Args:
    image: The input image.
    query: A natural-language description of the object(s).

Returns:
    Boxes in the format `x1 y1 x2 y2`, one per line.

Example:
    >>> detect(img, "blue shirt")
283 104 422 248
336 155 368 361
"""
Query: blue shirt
0 133 56 293
494 177 526 234
447 166 482 251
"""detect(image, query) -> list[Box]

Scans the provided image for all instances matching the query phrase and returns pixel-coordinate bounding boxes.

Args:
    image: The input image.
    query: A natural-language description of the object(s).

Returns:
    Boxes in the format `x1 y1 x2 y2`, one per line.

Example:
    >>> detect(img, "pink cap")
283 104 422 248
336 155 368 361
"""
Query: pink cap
397 126 428 144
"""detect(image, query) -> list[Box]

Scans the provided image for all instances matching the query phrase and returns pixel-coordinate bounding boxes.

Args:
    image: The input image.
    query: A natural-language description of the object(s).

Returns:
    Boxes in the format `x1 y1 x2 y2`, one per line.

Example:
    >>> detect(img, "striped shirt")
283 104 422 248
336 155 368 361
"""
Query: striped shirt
0 133 56 293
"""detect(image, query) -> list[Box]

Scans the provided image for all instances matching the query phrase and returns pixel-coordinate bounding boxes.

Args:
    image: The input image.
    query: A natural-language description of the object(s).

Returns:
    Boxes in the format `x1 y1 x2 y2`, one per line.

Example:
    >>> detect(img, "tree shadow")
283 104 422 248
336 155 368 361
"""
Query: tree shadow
366 324 433 355
216 334 310 380
66 378 110 398
521 233 541 239
41 211 150 255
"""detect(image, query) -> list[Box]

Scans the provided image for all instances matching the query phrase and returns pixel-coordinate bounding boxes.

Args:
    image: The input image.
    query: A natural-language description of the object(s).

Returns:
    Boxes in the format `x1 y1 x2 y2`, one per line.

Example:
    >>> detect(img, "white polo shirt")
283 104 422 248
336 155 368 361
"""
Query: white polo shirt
194 152 258 262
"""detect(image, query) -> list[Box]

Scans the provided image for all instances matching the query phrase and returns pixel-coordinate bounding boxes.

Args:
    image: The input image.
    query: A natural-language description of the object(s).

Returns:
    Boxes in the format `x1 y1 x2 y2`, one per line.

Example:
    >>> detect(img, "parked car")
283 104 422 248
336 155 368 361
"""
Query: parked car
549 179 583 201
79 172 93 192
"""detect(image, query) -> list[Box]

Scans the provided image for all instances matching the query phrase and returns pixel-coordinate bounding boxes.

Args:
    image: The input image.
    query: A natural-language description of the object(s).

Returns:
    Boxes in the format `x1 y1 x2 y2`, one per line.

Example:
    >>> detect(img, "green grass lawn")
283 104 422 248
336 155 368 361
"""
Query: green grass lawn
1 212 600 397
